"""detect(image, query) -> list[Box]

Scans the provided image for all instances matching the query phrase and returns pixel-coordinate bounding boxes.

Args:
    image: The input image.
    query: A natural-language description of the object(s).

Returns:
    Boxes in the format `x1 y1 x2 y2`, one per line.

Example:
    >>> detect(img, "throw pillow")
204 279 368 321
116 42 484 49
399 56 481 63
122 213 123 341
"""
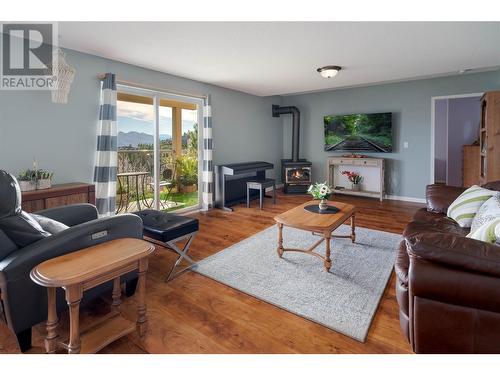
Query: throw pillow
0 210 51 247
447 185 497 228
31 214 69 234
470 193 500 234
467 218 500 244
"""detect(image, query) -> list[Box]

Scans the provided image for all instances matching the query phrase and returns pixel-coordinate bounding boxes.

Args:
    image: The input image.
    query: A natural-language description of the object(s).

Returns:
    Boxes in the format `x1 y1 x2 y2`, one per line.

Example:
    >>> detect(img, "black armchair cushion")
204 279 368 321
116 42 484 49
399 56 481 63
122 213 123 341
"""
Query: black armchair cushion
31 214 69 234
0 230 18 260
35 204 98 227
0 170 52 247
0 211 50 248
0 170 22 219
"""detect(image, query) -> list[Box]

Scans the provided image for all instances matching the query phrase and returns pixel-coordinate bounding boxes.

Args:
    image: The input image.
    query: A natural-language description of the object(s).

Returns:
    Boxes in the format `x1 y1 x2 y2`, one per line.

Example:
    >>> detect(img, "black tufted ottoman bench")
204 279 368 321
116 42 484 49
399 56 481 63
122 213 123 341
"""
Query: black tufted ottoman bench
134 209 199 281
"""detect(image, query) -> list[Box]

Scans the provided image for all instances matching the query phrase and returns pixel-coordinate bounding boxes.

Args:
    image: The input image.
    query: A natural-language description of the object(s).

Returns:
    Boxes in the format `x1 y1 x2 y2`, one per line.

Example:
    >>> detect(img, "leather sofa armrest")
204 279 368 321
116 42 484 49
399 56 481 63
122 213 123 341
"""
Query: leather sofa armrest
0 214 143 281
425 184 465 214
409 256 500 315
34 204 98 227
406 233 500 277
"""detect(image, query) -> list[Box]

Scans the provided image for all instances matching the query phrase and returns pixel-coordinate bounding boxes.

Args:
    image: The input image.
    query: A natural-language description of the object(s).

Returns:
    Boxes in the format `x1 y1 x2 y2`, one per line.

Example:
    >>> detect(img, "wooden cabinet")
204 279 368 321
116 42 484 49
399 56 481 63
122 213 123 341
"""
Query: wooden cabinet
21 183 95 213
326 157 385 201
479 91 500 185
463 145 480 187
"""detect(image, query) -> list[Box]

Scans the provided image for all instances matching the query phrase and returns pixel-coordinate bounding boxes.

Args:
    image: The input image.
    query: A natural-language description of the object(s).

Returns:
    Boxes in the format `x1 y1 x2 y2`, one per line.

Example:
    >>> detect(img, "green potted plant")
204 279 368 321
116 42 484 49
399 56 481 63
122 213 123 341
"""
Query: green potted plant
35 169 54 190
17 170 37 192
176 155 198 193
307 181 332 211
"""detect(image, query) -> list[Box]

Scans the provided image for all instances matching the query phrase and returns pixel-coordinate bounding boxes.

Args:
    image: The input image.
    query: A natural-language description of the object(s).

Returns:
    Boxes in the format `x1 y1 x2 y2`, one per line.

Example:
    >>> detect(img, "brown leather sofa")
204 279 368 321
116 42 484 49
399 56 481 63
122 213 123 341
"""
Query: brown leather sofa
396 182 500 353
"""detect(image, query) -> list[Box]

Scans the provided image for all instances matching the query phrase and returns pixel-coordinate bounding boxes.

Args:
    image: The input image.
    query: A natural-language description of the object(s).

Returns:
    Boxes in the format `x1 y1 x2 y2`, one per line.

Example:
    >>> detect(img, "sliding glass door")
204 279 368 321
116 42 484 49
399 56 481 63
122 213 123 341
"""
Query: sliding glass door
116 85 203 213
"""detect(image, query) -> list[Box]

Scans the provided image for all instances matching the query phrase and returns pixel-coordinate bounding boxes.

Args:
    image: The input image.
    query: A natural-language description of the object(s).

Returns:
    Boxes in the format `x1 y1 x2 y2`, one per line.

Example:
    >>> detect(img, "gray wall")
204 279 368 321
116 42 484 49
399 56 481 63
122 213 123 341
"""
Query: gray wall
0 46 498 200
0 49 283 184
282 70 500 199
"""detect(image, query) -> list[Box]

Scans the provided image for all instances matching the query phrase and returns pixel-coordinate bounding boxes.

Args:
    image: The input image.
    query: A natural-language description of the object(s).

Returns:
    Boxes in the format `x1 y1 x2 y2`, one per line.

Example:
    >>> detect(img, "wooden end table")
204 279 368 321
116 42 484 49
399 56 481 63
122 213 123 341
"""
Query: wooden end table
30 238 155 354
274 200 356 271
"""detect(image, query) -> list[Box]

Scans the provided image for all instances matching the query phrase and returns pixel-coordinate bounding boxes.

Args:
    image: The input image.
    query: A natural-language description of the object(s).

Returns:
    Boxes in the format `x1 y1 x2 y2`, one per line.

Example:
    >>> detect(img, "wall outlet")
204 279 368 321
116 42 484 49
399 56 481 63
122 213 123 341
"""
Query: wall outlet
403 141 409 149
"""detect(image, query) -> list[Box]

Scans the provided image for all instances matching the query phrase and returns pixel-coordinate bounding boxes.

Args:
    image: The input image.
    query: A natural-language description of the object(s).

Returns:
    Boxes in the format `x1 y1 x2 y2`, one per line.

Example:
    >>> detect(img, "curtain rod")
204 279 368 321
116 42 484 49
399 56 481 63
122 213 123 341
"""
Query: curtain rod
97 73 207 100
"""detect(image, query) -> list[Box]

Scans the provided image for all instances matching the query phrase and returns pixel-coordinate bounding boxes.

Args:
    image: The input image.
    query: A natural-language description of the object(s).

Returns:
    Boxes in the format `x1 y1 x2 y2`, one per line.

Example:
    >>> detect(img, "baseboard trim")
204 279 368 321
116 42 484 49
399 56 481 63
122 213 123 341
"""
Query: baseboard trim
385 195 426 204
269 184 425 204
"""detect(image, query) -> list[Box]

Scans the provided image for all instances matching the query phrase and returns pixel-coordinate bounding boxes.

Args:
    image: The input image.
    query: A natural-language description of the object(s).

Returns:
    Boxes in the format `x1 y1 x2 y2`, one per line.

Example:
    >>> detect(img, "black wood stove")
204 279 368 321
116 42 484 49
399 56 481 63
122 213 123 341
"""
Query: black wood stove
272 105 312 194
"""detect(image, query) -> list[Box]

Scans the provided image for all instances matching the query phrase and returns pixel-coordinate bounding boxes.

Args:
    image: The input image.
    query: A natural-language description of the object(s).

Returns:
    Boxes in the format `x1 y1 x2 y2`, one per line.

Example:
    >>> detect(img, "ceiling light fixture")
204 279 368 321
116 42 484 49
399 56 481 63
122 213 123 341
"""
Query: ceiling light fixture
317 65 342 78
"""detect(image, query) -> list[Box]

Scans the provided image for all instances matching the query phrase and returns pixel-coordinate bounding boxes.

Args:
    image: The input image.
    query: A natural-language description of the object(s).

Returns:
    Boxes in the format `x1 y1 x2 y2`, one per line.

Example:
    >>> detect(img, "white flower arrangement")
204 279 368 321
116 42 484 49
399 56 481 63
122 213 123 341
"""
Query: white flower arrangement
307 181 332 200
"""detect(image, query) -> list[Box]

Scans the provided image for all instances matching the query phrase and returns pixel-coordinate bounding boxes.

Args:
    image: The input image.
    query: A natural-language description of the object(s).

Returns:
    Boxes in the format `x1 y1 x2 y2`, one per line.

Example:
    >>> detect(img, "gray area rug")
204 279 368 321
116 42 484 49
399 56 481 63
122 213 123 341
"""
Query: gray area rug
194 224 401 342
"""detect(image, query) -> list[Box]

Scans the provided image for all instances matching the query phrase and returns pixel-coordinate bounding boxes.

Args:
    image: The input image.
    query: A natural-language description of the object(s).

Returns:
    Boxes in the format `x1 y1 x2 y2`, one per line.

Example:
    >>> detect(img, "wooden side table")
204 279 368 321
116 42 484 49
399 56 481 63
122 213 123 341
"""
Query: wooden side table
30 238 155 354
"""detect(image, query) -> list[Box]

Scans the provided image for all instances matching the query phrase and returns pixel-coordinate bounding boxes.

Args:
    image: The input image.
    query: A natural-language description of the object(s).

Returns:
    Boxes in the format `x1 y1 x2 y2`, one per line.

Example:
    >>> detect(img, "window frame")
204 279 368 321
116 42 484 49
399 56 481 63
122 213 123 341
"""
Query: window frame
116 83 204 213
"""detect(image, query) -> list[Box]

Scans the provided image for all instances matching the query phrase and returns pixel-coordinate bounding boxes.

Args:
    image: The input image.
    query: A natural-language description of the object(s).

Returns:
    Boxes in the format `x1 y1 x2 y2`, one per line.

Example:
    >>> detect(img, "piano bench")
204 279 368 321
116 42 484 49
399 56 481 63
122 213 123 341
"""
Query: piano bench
246 178 276 210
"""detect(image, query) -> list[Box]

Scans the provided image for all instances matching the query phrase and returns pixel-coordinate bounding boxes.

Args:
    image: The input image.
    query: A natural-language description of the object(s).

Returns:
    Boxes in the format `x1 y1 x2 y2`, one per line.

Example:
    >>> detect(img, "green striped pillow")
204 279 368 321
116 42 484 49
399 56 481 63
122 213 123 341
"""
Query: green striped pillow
467 218 500 243
447 185 497 228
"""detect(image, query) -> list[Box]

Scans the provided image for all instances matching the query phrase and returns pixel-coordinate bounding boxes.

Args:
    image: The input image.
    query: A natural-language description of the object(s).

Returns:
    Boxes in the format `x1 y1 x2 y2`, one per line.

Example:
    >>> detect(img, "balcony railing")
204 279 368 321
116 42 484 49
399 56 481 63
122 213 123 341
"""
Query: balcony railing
116 149 198 213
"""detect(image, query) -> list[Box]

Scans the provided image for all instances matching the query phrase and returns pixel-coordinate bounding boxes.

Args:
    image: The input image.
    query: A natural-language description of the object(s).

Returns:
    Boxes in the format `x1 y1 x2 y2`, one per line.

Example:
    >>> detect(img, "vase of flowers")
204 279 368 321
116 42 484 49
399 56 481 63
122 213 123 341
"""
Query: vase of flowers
341 170 363 191
307 181 332 211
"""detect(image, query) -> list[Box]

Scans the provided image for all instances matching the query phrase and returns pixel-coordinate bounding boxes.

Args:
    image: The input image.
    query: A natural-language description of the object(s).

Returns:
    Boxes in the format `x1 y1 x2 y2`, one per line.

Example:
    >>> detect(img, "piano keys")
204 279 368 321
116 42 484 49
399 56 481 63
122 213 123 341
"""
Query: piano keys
215 161 274 211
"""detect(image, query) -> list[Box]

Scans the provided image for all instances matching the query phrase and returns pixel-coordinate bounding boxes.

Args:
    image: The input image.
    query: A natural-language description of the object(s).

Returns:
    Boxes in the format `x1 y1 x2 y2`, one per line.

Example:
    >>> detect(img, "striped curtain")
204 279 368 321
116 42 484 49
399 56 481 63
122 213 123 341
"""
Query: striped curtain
93 73 117 216
201 95 214 211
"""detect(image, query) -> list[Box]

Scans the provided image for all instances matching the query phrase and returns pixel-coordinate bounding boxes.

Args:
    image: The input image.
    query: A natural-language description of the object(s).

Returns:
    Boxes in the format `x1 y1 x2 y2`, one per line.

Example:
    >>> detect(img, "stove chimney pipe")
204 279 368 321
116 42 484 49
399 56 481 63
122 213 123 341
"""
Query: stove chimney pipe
272 104 300 162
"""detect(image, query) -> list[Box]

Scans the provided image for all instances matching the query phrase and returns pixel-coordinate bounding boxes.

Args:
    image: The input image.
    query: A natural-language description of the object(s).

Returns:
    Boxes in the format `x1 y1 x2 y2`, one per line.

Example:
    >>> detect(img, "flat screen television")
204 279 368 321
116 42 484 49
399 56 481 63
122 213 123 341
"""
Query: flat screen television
324 112 392 152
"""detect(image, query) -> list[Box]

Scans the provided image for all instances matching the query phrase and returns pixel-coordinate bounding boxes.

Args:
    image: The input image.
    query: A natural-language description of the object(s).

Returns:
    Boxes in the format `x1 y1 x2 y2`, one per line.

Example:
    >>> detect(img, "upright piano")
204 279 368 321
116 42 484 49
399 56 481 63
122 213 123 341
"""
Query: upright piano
215 161 274 211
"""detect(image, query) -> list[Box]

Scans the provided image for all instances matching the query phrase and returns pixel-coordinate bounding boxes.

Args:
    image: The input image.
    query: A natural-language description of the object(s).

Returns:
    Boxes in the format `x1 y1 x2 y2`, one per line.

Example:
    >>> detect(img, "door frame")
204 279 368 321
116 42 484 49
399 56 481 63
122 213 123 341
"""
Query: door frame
116 83 204 212
430 92 483 184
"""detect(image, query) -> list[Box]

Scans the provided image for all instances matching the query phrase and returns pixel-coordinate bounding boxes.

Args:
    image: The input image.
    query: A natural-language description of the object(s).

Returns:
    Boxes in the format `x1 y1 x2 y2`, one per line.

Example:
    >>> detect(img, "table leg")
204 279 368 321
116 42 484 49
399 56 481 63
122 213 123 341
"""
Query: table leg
277 223 284 258
135 175 141 211
65 284 83 354
111 277 122 312
136 258 148 337
126 175 131 212
140 174 149 208
351 214 356 243
45 287 59 353
116 176 124 214
324 234 332 272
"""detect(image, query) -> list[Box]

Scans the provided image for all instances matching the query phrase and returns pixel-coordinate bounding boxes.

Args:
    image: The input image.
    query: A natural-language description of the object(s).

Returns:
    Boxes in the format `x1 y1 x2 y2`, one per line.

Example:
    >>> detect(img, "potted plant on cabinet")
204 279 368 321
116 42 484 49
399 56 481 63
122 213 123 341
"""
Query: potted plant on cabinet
35 169 54 190
17 170 37 192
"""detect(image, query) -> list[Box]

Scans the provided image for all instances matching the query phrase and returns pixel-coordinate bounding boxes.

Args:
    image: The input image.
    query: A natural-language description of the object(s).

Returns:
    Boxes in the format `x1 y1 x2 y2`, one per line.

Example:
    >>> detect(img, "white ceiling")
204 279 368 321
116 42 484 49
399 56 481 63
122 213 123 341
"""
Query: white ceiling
59 22 500 96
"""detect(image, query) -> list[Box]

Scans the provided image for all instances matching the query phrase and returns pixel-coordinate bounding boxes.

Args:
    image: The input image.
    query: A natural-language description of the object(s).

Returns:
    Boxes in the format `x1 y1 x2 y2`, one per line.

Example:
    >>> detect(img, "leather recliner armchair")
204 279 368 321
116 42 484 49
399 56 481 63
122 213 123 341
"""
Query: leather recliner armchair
396 181 500 353
0 170 143 352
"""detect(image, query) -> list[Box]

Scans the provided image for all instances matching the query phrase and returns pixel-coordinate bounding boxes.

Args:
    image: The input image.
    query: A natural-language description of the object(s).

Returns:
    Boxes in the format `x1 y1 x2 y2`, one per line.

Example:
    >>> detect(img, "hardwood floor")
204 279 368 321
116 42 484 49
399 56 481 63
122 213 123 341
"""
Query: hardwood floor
0 191 423 354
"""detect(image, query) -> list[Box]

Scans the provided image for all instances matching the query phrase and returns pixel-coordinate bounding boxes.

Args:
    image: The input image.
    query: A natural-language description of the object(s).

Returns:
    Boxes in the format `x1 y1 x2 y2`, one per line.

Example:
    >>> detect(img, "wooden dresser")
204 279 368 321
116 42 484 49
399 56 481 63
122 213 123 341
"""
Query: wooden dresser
463 145 480 187
21 183 95 213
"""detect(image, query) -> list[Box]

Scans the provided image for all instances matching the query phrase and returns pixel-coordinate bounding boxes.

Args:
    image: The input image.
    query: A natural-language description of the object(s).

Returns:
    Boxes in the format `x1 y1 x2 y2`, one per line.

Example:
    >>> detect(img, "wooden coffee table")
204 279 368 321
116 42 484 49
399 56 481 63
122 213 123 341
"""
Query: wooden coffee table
274 200 356 271
30 238 155 354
